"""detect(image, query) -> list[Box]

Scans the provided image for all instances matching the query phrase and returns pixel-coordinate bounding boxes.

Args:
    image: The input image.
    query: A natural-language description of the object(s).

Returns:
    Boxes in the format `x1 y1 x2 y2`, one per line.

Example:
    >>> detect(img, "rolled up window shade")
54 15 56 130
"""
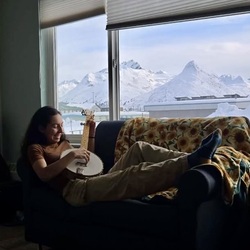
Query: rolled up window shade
106 0 250 30
39 0 106 29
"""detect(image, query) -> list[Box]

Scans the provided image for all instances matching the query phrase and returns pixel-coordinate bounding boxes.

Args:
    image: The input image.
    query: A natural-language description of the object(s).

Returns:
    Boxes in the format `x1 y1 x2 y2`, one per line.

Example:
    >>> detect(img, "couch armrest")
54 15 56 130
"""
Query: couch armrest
177 164 223 249
178 164 223 207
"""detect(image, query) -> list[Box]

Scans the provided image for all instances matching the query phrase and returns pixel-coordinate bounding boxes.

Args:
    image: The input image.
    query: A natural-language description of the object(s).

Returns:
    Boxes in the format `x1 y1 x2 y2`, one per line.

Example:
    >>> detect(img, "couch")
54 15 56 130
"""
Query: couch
16 116 250 250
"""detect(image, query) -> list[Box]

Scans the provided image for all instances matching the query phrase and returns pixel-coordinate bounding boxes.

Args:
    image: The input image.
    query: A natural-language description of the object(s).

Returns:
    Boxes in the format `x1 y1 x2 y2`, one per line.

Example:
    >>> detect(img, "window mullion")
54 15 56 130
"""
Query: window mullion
108 30 120 120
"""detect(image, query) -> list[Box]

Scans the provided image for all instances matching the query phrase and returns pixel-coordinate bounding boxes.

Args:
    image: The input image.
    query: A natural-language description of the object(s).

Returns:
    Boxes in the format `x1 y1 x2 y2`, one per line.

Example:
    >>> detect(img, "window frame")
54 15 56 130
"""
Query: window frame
41 11 250 142
40 24 121 142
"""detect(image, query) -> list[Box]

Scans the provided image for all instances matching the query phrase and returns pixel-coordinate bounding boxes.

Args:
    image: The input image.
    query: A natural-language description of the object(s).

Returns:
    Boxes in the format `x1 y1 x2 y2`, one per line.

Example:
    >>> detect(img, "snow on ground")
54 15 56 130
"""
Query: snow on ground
62 102 250 134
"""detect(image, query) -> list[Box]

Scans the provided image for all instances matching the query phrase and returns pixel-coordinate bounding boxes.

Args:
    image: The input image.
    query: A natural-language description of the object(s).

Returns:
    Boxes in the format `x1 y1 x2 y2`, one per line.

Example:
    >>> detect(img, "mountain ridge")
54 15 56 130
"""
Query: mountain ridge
58 60 250 111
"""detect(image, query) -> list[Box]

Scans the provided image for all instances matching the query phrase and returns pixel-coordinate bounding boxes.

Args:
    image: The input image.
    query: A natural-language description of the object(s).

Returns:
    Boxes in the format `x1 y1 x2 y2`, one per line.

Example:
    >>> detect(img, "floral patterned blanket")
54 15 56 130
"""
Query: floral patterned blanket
114 116 250 206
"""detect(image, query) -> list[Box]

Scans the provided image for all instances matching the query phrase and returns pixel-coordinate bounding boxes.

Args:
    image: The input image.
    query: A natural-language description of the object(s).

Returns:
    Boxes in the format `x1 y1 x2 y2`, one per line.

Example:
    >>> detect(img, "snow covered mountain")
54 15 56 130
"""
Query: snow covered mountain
59 59 172 106
130 61 249 107
58 79 80 98
59 68 109 106
58 60 250 111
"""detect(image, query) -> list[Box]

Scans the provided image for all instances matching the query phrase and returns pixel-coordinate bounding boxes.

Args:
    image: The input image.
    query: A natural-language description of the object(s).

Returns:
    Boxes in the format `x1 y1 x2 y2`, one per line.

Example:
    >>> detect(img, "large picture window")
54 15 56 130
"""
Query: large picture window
51 12 250 136
119 13 250 118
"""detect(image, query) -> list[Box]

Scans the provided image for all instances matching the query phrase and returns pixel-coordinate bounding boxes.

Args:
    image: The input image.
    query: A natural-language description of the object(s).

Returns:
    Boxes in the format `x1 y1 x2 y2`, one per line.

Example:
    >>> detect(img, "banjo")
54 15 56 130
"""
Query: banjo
61 109 103 178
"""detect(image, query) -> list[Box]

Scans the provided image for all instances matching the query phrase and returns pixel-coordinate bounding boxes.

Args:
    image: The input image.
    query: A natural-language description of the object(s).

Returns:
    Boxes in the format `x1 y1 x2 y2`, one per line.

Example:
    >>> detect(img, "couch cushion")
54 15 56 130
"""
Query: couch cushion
114 116 250 205
30 187 69 219
90 199 179 237
30 187 92 223
67 203 93 224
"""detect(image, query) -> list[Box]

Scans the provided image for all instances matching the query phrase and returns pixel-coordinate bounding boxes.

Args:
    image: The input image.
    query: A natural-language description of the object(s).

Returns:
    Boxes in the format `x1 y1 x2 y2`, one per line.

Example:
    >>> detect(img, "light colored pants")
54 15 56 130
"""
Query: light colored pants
63 141 189 206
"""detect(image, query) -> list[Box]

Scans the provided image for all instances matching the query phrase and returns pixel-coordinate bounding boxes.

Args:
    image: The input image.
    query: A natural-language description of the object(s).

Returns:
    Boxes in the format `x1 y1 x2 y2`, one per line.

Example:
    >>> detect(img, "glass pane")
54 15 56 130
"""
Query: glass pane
119 13 250 119
56 15 108 134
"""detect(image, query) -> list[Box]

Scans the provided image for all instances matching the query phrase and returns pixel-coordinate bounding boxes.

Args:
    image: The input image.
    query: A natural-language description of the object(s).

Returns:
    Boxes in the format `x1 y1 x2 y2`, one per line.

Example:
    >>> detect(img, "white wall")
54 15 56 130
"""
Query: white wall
0 0 41 163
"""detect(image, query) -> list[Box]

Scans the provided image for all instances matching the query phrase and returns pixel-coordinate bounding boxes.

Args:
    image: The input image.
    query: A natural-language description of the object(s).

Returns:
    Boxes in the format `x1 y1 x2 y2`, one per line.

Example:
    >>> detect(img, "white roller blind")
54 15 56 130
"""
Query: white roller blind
106 0 250 30
39 0 106 28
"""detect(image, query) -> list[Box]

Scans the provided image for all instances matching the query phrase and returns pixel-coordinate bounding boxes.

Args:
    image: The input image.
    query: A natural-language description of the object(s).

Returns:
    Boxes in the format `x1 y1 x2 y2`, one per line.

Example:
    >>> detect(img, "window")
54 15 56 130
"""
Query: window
119 13 250 119
43 11 250 139
56 15 108 135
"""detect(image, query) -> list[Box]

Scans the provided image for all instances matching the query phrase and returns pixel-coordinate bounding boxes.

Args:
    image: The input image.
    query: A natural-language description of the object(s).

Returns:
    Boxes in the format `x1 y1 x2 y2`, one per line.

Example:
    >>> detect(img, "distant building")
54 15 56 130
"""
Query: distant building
144 96 250 118
61 103 101 113
223 94 248 98
99 105 123 112
175 97 191 101
174 94 248 101
194 95 216 100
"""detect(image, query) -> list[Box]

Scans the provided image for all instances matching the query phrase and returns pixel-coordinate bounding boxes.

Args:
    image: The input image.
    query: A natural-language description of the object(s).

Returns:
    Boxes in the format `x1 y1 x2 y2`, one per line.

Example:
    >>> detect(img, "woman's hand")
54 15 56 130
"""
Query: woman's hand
71 148 90 163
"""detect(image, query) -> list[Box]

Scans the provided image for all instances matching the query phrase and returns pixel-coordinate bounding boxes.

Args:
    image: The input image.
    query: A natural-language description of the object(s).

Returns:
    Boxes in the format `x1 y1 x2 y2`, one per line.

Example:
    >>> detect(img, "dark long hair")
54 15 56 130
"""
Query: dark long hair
20 106 67 159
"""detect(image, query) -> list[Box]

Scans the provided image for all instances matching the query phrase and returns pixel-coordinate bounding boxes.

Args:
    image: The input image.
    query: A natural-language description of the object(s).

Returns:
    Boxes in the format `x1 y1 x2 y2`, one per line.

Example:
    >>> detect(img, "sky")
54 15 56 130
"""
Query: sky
56 13 250 83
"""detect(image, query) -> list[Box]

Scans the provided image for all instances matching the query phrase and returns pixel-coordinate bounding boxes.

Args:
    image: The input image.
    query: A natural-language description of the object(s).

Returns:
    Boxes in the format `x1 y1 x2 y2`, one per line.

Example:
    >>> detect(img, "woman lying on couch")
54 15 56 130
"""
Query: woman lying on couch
20 106 223 207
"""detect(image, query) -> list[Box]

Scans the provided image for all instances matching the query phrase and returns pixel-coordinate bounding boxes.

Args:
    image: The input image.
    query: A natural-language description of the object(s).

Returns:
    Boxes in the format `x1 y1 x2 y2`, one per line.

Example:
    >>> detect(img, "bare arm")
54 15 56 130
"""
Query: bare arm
32 148 90 182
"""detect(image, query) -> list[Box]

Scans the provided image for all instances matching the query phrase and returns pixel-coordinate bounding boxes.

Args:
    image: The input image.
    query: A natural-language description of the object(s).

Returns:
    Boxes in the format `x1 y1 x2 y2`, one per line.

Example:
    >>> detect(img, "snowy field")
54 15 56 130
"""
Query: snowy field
62 102 250 134
62 111 149 134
